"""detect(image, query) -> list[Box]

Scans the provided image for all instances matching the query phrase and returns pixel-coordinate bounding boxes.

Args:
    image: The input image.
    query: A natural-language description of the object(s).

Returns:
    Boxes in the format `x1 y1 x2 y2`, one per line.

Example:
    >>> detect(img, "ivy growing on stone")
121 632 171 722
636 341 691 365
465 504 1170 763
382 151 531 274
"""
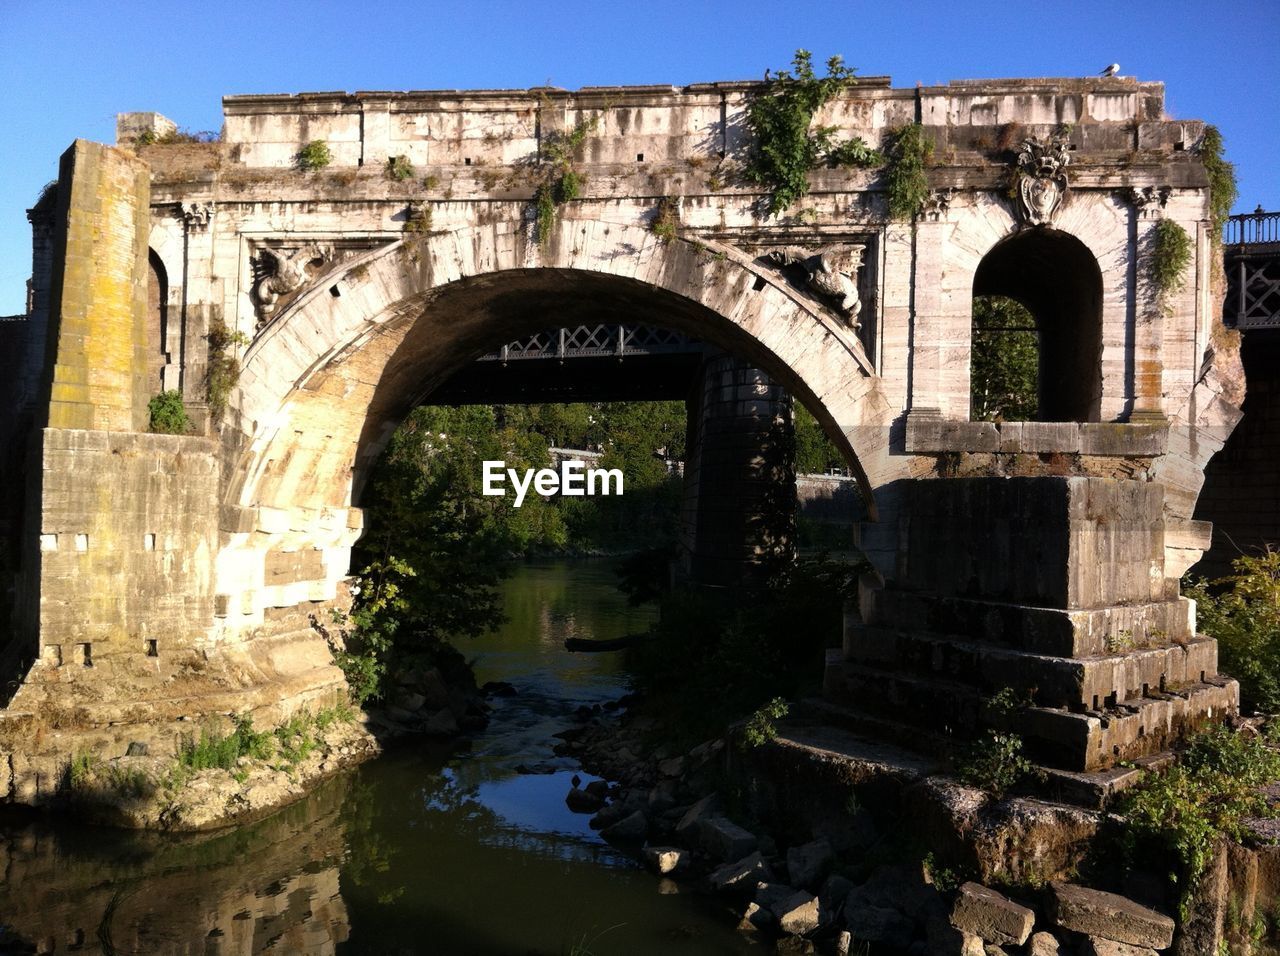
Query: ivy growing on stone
1150 219 1193 306
1199 125 1238 241
744 50 881 216
206 321 250 418
885 123 933 220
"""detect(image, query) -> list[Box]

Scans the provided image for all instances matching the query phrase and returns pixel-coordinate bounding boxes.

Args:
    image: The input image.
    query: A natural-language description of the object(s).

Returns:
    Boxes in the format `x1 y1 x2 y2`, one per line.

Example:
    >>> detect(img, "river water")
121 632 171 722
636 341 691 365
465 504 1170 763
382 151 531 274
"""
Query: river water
0 560 763 955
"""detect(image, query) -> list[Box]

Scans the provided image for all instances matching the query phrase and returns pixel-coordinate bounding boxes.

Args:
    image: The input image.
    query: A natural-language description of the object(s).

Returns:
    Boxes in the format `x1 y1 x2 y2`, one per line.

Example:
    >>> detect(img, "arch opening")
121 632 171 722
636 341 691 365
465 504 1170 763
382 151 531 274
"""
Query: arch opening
233 254 883 522
146 250 169 391
971 228 1104 422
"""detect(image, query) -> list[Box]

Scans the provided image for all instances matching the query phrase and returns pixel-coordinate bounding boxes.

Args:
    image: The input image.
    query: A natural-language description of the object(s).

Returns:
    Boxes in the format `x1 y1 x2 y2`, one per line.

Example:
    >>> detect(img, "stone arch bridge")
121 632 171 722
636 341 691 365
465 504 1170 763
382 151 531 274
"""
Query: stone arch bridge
0 76 1245 803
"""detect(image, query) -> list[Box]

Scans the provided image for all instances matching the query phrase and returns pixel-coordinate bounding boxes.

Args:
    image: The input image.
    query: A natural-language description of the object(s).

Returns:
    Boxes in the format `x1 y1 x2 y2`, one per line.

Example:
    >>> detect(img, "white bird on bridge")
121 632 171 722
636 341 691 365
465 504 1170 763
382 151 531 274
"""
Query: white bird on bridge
1100 63 1120 77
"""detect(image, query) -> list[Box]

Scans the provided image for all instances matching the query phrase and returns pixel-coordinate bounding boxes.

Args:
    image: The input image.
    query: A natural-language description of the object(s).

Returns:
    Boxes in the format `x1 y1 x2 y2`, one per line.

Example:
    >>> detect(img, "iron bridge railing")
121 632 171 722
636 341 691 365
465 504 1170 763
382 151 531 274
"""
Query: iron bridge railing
478 323 701 363
1224 211 1280 330
1224 211 1280 246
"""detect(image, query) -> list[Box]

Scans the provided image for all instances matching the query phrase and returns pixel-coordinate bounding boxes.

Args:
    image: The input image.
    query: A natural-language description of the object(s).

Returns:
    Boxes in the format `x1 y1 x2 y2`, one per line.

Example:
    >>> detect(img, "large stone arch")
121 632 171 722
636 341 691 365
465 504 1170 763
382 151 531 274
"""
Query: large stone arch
211 218 906 622
226 219 901 521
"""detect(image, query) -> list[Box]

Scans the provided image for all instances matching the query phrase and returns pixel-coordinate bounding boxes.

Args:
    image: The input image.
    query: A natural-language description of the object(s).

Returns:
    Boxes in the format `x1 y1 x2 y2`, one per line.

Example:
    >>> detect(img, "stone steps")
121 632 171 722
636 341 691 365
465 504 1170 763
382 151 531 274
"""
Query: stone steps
823 654 1239 772
861 589 1195 659
843 623 1219 711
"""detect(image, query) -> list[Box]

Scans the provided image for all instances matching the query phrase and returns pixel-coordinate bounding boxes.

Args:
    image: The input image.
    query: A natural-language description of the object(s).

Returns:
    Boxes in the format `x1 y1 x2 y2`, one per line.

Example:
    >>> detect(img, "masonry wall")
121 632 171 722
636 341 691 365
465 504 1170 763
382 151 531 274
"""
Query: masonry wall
39 140 151 433
32 429 218 667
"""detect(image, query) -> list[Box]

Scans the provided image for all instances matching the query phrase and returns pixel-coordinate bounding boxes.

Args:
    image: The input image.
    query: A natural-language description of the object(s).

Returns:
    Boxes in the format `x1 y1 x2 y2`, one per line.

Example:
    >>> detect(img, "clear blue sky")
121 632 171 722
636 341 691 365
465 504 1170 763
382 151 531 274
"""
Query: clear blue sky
1 0 1276 314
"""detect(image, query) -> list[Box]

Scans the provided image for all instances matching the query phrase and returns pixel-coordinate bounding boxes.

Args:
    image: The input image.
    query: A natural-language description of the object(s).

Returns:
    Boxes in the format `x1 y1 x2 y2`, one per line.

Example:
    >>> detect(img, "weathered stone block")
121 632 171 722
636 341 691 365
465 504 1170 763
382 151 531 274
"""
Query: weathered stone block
1079 423 1168 456
1079 938 1158 956
949 882 1034 945
643 846 688 875
1048 882 1174 948
700 814 758 861
786 838 835 890
707 852 770 895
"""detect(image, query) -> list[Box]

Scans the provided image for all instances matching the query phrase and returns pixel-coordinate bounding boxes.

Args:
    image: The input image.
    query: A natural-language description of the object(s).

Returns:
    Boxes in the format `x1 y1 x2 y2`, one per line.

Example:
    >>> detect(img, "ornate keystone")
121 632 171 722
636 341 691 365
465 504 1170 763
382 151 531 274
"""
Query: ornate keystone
1013 137 1071 227
1126 185 1171 220
767 244 866 328
180 201 214 228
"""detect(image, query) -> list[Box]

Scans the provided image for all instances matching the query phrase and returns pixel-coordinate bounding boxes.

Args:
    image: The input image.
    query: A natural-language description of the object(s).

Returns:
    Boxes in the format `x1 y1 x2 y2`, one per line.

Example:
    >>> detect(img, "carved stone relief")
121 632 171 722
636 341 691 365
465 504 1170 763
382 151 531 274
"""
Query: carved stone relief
1013 136 1071 226
180 202 214 228
767 244 866 328
248 239 394 332
920 188 954 222
1126 185 1171 220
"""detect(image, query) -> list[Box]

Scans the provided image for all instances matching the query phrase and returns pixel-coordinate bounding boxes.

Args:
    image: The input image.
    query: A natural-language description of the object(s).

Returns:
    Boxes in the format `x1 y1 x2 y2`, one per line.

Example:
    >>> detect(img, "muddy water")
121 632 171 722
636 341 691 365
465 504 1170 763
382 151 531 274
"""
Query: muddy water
0 560 761 955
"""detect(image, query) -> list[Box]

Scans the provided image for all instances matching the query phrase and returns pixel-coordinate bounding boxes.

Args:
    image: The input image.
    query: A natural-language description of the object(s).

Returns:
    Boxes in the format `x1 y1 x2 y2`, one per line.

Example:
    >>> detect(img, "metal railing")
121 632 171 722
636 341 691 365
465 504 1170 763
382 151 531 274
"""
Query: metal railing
1224 211 1280 245
477 323 700 363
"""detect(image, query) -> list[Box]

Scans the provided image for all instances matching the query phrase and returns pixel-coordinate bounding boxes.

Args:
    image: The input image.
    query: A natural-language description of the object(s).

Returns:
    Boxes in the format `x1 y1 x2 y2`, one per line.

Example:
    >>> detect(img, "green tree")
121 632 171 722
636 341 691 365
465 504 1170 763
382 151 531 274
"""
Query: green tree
794 403 844 474
970 295 1039 421
1186 550 1280 714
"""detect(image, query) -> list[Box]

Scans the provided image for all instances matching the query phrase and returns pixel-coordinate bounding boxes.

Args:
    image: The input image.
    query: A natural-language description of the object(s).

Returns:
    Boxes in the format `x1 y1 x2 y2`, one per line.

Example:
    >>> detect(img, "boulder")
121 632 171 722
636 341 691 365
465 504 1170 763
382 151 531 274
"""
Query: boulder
737 901 774 933
421 708 459 736
418 668 451 710
700 815 758 862
392 690 426 712
777 893 821 936
1026 931 1061 956
786 838 834 890
708 852 771 895
565 787 605 814
674 792 722 843
820 873 854 916
844 865 947 952
1048 883 1175 949
949 882 1035 946
1079 939 1158 956
658 755 686 777
642 846 688 875
600 809 647 842
589 800 632 830
647 779 679 813
755 882 800 913
584 779 609 800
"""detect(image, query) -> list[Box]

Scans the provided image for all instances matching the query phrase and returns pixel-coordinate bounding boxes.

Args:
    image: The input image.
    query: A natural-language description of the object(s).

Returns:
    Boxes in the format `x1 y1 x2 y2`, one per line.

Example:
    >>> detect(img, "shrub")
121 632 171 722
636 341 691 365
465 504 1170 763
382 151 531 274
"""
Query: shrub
742 697 790 749
955 730 1039 798
744 49 880 215
297 140 332 171
1186 550 1280 713
386 154 414 181
1117 722 1280 914
206 321 250 417
147 390 192 434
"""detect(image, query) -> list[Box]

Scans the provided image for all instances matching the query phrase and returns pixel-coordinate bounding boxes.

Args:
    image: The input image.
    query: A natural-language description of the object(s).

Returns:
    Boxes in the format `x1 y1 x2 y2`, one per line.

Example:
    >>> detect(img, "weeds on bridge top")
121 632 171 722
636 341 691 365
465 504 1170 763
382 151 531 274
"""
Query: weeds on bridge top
744 50 881 216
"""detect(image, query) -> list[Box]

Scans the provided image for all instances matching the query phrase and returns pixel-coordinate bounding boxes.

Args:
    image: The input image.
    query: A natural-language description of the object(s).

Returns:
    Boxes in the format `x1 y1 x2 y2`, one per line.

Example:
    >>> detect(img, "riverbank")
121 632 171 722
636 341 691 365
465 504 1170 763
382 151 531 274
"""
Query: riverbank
563 699 1280 955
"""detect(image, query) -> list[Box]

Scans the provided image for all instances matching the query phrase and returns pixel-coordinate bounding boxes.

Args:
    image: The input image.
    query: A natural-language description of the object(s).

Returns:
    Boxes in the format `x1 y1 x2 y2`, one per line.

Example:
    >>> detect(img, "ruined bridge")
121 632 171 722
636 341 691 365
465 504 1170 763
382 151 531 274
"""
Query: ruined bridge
0 75 1246 803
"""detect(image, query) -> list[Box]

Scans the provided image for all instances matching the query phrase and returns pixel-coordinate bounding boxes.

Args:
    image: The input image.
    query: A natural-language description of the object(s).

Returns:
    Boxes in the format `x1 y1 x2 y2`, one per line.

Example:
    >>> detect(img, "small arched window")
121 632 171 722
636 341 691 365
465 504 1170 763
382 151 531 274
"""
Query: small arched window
971 229 1104 422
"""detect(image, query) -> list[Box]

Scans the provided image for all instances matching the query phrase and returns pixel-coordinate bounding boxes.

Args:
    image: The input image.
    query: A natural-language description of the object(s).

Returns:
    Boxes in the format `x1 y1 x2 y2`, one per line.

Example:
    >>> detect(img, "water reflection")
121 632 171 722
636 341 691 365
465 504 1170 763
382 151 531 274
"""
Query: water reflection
0 561 760 955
